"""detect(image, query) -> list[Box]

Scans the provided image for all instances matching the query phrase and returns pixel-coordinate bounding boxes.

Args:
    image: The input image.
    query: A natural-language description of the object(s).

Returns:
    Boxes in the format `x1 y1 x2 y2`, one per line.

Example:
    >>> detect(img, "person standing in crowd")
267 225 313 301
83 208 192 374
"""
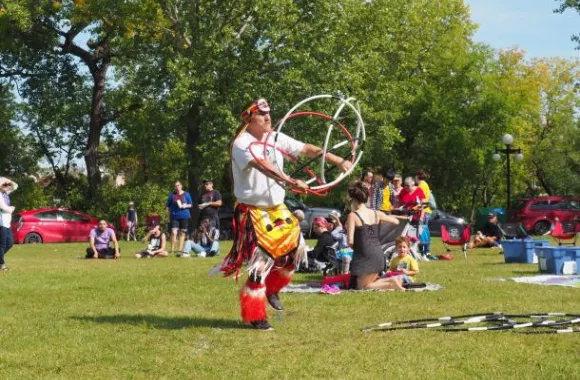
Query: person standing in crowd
86 220 120 259
370 173 384 210
125 201 138 242
391 174 404 210
198 179 222 229
380 171 394 213
415 169 433 256
0 177 18 271
166 181 193 253
360 169 374 208
398 176 427 223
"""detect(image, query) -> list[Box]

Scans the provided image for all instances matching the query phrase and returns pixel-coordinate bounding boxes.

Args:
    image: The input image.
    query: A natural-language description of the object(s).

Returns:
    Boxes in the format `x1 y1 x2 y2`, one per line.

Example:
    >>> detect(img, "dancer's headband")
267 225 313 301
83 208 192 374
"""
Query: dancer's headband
241 99 270 121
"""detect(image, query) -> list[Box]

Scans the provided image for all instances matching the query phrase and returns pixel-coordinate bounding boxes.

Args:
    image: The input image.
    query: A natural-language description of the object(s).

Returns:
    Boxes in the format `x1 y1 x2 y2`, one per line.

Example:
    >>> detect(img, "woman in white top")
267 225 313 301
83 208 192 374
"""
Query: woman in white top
0 177 18 271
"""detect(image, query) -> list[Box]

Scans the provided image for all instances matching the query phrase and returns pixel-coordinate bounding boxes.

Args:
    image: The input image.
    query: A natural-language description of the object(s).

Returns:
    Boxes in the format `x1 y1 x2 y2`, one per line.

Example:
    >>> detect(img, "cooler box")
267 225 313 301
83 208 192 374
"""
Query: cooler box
502 239 550 264
536 247 580 275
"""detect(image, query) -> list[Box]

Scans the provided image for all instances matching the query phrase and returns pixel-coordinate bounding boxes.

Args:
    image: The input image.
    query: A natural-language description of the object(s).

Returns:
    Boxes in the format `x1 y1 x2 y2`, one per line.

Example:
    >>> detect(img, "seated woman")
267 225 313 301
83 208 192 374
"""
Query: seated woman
346 181 405 290
135 224 168 258
388 236 419 284
328 211 353 274
181 217 220 257
306 217 338 268
86 219 120 259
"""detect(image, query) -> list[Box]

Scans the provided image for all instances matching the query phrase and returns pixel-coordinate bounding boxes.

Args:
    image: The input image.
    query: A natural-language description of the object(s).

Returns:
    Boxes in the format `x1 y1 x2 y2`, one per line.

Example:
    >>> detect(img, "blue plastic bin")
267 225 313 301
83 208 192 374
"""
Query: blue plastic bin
536 247 580 275
503 239 550 264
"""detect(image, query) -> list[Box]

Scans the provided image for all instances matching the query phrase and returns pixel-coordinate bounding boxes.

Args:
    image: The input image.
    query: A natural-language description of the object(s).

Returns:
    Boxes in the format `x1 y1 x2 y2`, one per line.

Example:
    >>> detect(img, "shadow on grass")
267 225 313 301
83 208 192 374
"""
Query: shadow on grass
71 314 247 330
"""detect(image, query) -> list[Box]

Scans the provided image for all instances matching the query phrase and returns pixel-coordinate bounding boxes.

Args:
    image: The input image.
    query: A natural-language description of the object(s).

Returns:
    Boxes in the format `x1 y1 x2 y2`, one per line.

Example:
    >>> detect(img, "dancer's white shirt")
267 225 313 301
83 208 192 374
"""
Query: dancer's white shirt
232 131 304 207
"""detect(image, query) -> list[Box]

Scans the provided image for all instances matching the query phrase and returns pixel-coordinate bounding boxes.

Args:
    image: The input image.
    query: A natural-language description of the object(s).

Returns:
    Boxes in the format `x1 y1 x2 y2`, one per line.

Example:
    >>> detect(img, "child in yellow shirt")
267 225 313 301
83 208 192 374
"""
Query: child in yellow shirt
389 236 419 283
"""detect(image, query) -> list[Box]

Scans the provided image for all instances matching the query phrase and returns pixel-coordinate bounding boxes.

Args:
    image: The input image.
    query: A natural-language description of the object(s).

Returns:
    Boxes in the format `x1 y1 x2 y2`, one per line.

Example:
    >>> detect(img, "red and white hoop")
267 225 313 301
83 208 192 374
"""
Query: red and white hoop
249 94 365 196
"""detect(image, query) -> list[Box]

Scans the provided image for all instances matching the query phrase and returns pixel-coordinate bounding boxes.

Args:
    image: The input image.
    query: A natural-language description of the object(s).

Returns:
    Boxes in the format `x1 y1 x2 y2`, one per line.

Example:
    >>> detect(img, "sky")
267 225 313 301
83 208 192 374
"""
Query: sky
464 0 580 59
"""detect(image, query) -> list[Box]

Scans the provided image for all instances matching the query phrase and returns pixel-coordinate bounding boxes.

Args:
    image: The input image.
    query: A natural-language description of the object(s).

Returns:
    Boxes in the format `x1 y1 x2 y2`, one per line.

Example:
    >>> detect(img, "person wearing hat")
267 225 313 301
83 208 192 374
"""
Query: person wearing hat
198 179 222 230
469 213 503 249
125 201 138 242
307 217 338 264
0 177 18 271
391 174 403 210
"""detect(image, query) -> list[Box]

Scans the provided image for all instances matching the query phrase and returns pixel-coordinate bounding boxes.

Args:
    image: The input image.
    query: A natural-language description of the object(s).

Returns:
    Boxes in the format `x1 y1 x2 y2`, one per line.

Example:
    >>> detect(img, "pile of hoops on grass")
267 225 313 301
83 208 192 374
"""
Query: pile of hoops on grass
361 312 580 334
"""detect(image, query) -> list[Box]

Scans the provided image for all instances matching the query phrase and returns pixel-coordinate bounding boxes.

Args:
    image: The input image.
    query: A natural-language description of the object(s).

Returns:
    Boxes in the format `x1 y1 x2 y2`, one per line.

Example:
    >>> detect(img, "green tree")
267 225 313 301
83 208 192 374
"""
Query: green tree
0 0 163 197
0 84 40 176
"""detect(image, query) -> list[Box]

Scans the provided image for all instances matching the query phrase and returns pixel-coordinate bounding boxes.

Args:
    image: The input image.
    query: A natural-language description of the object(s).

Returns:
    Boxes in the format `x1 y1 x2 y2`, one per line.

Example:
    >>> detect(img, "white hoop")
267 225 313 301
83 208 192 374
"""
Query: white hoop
273 94 365 191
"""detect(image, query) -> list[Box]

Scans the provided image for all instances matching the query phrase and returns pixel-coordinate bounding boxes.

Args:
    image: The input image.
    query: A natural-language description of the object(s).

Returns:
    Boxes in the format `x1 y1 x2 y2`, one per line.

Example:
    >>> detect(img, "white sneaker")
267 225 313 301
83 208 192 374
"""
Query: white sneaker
181 253 191 258
197 252 207 258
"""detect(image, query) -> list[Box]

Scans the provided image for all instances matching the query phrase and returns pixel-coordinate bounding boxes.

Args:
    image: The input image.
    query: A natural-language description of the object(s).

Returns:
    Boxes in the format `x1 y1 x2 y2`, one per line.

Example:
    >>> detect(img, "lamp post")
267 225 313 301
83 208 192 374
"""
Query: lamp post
492 134 523 210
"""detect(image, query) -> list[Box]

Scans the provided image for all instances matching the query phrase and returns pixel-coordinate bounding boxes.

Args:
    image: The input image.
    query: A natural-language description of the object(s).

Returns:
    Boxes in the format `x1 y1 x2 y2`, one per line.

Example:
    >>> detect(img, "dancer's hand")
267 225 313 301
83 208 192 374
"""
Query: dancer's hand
337 160 352 173
294 180 309 192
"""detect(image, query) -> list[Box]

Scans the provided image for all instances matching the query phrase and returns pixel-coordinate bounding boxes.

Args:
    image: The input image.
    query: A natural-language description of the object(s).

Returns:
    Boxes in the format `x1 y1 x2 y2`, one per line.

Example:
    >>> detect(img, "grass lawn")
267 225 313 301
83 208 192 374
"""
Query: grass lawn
1 239 579 380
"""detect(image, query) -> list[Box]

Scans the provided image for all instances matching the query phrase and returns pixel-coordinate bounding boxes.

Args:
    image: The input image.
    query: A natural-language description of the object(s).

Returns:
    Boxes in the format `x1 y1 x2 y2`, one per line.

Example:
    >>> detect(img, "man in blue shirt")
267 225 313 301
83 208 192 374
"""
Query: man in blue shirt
166 181 193 253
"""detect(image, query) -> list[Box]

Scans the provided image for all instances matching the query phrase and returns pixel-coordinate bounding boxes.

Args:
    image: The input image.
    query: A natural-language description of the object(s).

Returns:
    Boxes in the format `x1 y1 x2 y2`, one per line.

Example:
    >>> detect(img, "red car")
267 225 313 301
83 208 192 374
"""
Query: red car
507 196 580 235
11 208 115 244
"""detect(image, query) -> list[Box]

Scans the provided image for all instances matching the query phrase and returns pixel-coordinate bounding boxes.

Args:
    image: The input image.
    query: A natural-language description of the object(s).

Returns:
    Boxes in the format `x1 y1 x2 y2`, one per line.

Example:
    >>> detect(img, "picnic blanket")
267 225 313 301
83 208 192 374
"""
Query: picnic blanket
281 282 443 293
510 275 580 288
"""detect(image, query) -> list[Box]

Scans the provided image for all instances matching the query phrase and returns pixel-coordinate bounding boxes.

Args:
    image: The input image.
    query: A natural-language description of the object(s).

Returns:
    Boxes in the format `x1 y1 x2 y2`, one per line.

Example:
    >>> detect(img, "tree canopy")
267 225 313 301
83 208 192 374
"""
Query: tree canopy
1 0 579 224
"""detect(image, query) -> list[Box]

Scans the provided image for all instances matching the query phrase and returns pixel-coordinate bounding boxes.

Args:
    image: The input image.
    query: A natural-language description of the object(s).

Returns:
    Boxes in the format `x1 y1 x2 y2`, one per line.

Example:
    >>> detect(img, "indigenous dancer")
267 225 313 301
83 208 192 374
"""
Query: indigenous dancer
221 97 351 330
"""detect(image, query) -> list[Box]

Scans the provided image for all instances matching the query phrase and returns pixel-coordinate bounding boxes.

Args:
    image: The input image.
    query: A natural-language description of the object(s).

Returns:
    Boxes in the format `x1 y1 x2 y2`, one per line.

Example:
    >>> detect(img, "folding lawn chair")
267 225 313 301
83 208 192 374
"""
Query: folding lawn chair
499 223 529 240
550 220 580 246
441 224 471 259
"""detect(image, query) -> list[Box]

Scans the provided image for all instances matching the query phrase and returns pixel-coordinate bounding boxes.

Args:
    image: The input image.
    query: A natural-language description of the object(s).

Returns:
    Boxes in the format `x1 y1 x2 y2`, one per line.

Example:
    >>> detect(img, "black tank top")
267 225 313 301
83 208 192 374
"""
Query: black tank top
350 211 385 276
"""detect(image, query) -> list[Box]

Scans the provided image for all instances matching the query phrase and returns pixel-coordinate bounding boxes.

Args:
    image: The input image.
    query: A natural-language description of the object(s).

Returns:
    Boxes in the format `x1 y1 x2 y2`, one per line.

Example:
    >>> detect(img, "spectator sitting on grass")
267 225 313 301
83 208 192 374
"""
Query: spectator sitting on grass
306 217 338 267
328 211 353 274
389 236 419 284
86 220 120 259
469 212 503 249
181 217 220 257
135 224 168 258
346 181 405 290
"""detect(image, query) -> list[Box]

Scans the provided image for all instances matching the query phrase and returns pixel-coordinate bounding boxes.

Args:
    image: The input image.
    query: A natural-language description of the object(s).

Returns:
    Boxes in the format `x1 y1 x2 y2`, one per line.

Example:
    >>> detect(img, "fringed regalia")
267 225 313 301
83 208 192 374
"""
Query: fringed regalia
220 203 305 323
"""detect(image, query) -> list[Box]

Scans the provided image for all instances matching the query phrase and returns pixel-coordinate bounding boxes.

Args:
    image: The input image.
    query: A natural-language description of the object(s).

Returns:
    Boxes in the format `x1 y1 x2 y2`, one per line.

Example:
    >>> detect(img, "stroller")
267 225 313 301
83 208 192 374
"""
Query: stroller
380 218 422 267
382 205 429 267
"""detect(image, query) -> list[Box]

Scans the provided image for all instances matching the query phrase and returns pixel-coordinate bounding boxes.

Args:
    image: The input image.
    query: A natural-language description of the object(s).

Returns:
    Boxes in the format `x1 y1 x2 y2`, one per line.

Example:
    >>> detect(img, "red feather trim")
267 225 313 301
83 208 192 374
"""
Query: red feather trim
265 265 294 295
240 281 267 323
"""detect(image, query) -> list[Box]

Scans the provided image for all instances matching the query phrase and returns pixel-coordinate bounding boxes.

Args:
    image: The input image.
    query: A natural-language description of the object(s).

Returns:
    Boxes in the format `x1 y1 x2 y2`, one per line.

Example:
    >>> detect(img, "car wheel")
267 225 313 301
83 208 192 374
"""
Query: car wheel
24 232 43 244
533 221 551 236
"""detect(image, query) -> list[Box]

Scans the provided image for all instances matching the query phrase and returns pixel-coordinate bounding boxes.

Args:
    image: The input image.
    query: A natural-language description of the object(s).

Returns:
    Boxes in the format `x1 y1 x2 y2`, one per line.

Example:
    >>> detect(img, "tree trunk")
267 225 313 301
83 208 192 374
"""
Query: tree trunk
184 101 203 227
84 64 109 198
